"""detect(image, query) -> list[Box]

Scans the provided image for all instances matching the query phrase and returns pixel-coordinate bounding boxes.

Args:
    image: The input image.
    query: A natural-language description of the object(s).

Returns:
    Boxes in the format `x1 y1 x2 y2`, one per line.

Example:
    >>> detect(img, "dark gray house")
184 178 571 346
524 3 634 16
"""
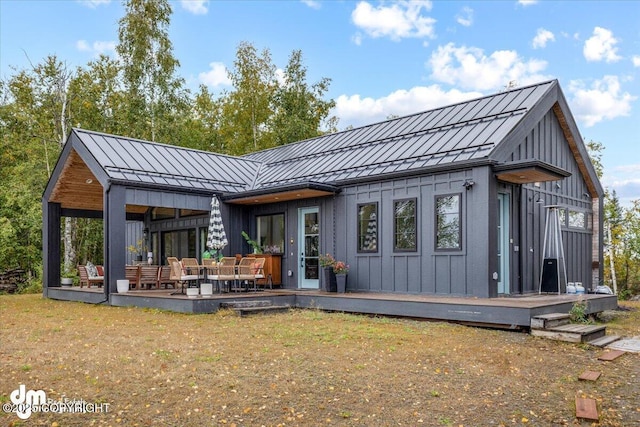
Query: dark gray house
43 80 603 305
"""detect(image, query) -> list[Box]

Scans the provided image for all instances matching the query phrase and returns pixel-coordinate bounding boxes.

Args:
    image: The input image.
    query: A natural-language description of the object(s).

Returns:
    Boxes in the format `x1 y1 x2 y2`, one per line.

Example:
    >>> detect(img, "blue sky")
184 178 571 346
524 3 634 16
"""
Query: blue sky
2 0 639 204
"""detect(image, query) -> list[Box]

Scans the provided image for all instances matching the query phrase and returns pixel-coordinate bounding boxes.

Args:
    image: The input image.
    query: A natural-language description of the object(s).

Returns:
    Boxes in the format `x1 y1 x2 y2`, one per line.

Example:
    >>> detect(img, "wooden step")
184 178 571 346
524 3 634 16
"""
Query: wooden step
530 324 606 343
234 305 290 317
530 313 570 329
587 335 621 348
220 300 273 309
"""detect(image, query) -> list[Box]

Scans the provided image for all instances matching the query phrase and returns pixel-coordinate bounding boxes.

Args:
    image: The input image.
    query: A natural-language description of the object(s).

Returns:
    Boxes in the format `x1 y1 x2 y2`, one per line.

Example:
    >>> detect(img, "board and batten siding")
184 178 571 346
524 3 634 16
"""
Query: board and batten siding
502 109 595 291
335 168 490 297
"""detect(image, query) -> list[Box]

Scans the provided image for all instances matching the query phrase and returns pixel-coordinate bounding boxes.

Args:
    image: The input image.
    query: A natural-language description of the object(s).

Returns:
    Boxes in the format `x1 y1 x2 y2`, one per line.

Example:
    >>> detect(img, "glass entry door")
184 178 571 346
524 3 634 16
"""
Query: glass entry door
298 207 319 289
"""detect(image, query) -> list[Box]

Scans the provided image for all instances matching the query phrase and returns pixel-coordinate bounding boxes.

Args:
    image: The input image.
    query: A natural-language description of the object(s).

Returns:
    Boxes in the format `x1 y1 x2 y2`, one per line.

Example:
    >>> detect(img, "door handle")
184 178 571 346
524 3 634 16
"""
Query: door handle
300 252 304 268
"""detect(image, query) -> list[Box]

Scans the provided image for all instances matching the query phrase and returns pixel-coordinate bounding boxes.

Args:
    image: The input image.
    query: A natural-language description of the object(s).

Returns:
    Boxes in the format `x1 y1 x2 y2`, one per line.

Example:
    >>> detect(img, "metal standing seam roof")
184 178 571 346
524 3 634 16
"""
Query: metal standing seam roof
70 80 557 196
73 129 260 193
243 80 556 189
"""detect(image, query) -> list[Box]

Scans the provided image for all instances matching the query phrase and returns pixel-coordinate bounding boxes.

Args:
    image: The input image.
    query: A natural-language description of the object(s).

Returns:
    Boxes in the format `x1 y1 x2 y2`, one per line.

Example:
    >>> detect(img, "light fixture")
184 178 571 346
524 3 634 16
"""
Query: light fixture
583 192 591 198
462 179 475 190
85 178 93 184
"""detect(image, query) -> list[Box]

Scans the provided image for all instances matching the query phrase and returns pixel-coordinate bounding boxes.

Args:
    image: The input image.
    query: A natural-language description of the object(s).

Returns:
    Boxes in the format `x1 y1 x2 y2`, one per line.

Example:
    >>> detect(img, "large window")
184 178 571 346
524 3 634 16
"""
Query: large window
358 203 378 252
257 214 285 253
435 194 461 250
394 198 417 251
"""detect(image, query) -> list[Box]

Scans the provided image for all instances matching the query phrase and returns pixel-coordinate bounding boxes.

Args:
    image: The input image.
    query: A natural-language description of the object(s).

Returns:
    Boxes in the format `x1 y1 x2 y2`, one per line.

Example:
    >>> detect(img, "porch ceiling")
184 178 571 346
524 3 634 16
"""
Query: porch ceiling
48 150 147 214
226 188 335 205
493 160 571 185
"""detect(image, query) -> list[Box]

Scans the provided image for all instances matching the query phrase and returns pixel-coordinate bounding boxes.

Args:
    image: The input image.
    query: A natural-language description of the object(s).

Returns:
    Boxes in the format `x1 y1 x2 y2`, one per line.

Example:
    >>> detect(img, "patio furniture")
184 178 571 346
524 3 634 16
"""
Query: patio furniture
237 257 265 291
170 261 199 295
157 265 176 289
216 264 238 293
125 265 140 289
139 265 160 289
78 265 104 288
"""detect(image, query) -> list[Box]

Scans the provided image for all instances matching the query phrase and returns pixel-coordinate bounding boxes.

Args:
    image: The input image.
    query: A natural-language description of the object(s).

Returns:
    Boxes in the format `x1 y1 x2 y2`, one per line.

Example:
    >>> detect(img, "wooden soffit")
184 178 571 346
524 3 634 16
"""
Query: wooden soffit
224 183 339 205
494 160 571 184
48 150 147 214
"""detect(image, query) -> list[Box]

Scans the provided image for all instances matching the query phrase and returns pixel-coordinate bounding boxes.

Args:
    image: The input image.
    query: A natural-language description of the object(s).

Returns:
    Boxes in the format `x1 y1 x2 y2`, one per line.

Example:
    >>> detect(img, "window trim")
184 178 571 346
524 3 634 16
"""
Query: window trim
393 198 418 252
357 202 379 253
434 193 462 251
256 212 286 254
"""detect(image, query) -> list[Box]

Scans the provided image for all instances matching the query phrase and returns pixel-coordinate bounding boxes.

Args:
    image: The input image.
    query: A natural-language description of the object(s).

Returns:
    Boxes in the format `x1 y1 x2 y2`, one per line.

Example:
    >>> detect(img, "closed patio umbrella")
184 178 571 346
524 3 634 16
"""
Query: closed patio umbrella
206 196 228 257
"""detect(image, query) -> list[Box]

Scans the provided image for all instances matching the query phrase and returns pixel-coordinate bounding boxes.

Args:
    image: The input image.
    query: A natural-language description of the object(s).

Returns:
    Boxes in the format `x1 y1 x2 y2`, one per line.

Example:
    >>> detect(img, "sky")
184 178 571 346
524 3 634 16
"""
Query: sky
1 0 639 204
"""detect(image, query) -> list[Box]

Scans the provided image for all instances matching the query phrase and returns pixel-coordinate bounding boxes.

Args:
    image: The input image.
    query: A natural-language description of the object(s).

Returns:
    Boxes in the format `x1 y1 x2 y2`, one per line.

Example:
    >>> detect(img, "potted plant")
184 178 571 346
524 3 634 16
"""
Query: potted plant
61 272 75 286
319 253 337 292
333 260 349 293
241 231 263 254
128 239 147 262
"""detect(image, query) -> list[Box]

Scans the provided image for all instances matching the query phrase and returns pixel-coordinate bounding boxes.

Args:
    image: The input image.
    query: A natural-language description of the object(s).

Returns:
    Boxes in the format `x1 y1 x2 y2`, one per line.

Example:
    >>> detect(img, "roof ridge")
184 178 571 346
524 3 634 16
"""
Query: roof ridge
243 79 557 159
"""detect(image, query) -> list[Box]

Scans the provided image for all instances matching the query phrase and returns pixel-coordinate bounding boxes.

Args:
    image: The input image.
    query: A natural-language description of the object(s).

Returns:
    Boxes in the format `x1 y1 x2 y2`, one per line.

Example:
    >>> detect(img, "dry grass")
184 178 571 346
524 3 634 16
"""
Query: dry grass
0 295 638 426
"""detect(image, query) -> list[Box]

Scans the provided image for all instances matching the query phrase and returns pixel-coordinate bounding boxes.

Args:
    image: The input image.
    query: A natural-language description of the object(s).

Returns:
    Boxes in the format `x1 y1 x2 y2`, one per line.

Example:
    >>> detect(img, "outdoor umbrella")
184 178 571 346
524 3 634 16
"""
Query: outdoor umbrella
206 196 228 257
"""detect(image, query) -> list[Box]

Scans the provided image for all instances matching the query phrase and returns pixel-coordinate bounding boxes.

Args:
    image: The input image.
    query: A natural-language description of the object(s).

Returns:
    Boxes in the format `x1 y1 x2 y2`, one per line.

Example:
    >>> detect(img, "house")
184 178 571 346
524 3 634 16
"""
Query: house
42 80 609 320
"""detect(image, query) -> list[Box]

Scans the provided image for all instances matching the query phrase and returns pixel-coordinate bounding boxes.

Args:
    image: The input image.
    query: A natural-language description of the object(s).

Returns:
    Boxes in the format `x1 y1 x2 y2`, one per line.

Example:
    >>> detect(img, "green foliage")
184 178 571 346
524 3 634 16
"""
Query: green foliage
0 4 337 278
569 299 592 324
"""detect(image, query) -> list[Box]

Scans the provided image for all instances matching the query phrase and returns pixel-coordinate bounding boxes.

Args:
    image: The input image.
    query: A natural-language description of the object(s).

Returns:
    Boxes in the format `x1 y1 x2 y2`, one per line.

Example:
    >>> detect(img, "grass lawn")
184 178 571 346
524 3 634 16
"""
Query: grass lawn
0 294 638 426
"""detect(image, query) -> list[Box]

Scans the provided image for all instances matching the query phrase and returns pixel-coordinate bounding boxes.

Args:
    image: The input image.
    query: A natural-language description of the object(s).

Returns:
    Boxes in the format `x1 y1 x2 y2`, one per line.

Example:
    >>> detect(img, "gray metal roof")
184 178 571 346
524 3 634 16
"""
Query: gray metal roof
69 80 561 196
243 80 556 188
72 129 260 193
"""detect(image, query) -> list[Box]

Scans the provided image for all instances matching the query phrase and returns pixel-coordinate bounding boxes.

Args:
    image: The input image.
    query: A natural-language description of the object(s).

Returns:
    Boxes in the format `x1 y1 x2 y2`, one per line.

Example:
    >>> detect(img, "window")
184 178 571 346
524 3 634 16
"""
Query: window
569 210 586 229
256 214 285 253
358 203 378 252
151 207 175 220
435 194 461 250
394 199 417 251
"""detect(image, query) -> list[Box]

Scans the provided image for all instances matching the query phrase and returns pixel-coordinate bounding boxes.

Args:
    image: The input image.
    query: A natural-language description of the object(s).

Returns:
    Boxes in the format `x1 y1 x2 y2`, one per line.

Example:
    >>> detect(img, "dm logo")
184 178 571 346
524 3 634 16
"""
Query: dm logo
10 384 47 420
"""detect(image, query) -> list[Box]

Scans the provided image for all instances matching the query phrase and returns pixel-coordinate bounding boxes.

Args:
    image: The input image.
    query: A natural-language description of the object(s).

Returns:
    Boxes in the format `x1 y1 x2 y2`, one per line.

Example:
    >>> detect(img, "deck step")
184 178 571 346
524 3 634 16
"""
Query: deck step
530 324 606 343
530 313 571 329
587 335 621 348
233 305 290 317
220 300 273 309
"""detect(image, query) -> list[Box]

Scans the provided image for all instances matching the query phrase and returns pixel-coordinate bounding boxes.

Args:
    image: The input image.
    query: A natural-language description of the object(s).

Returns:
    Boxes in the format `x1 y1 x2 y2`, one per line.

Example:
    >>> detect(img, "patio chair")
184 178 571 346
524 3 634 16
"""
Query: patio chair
170 261 199 295
139 265 160 289
157 265 176 289
237 257 265 292
215 264 238 293
181 257 204 280
125 265 140 290
78 265 104 288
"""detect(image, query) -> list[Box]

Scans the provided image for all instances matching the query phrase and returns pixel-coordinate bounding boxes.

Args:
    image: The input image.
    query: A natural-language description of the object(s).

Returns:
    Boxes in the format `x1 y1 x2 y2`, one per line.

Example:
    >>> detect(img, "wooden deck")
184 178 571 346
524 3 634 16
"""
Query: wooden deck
46 287 618 328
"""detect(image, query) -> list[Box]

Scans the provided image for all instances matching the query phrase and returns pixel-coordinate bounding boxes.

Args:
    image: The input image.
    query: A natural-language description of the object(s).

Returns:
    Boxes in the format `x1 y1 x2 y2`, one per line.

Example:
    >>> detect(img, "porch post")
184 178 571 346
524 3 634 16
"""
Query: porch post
104 184 127 295
42 200 61 296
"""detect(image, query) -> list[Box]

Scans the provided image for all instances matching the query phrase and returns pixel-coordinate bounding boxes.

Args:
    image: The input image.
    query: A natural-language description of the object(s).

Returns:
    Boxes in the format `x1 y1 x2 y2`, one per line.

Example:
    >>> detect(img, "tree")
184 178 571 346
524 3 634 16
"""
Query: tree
116 0 188 143
270 49 336 146
218 41 277 155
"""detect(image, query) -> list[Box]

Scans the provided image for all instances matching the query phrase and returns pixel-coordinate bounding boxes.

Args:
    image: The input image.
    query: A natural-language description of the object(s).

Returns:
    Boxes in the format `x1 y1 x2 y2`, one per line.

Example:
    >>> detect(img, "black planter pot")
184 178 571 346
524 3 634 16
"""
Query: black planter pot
336 274 347 293
322 267 337 292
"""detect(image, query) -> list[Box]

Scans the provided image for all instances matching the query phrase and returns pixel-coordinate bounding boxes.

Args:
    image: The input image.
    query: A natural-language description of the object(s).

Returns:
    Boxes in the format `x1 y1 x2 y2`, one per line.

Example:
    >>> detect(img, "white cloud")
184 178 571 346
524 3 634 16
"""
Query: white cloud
351 1 436 42
181 0 209 15
301 0 322 10
532 28 555 49
632 55 640 67
77 0 110 8
333 85 482 129
428 43 549 91
583 27 621 63
568 76 636 127
456 6 473 27
76 39 116 57
517 0 537 6
602 164 640 205
198 62 231 87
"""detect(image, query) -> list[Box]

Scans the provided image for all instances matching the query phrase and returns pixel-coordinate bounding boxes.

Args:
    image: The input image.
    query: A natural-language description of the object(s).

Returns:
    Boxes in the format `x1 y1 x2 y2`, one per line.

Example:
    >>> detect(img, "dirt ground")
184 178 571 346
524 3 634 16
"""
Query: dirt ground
0 295 638 426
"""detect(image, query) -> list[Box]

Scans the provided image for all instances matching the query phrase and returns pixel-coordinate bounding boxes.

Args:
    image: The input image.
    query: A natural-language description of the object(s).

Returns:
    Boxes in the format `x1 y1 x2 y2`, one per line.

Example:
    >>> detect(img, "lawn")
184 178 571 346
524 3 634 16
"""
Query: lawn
0 294 638 426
